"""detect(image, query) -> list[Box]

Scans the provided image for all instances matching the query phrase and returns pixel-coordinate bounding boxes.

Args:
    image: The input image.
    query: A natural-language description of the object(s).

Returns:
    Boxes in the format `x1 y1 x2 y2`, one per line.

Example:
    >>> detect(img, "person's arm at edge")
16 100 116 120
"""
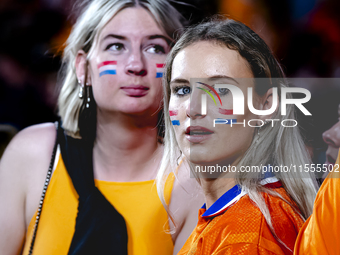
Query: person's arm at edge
294 151 340 255
0 123 56 255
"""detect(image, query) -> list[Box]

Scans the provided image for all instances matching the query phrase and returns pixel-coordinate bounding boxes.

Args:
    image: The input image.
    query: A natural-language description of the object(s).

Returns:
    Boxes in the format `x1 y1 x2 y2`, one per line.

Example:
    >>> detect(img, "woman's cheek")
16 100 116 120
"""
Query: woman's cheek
155 63 165 78
169 106 180 127
169 96 185 129
96 58 118 78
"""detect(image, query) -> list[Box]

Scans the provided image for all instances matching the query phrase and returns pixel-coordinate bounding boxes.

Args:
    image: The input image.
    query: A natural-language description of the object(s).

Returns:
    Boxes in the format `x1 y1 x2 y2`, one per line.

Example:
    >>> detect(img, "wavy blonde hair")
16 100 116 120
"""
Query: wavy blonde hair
58 0 185 137
156 18 317 250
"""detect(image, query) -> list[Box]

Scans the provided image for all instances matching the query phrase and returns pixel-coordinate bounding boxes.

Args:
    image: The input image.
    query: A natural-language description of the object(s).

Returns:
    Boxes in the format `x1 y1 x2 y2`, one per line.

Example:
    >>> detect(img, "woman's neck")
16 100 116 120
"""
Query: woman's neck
93 110 163 182
200 177 236 209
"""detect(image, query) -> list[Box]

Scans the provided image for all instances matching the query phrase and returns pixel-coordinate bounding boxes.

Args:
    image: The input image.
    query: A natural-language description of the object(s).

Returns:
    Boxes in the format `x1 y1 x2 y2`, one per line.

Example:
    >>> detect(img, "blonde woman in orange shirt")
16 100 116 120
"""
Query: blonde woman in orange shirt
157 18 318 255
0 1 203 254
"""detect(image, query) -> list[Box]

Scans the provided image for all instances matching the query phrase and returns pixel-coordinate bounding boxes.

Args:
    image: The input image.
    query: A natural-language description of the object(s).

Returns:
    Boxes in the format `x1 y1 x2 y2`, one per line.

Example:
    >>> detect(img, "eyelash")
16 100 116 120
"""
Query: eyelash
173 85 191 97
215 87 230 96
172 86 230 97
146 44 166 54
104 43 166 54
105 43 125 51
201 84 230 96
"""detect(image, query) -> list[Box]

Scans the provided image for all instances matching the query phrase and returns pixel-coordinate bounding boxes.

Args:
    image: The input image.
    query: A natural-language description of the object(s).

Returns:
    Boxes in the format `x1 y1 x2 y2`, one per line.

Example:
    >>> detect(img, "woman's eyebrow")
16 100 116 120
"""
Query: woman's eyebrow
208 75 239 84
102 34 126 41
170 78 190 86
148 34 172 45
102 34 172 46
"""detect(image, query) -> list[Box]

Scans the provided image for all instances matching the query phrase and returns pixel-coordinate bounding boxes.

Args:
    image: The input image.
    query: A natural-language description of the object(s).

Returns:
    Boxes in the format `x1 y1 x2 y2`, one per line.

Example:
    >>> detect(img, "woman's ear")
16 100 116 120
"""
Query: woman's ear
75 50 91 85
258 87 279 122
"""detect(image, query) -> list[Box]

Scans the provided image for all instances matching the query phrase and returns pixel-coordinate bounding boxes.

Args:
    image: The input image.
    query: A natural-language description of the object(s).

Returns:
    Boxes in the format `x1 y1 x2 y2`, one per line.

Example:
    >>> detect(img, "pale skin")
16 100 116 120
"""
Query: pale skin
321 104 340 178
0 7 203 255
169 41 276 208
323 104 340 166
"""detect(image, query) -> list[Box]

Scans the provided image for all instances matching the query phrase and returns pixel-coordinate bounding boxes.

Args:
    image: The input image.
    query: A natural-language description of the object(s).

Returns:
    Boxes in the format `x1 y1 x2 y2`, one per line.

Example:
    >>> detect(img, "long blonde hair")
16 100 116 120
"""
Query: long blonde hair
156 18 317 248
57 0 185 137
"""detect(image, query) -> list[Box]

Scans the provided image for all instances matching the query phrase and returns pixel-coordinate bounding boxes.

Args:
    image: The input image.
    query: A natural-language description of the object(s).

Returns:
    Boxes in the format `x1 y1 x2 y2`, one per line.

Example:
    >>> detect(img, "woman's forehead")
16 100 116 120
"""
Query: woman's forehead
171 41 253 80
98 7 166 41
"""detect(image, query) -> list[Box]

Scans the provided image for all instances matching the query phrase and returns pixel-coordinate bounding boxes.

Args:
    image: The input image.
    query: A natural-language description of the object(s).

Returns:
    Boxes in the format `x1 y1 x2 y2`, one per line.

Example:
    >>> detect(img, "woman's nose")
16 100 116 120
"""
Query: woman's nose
124 50 147 76
186 89 205 119
322 122 340 148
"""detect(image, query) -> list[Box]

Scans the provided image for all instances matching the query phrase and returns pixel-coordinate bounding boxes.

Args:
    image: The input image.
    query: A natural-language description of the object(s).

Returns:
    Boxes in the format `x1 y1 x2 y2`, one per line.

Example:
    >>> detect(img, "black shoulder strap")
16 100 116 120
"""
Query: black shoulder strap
28 122 59 255
58 121 128 255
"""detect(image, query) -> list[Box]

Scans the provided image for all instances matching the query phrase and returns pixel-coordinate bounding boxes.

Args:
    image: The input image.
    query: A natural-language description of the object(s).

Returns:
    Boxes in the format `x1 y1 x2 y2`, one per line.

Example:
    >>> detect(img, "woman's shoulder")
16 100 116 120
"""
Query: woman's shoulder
1 122 56 167
294 160 340 255
0 122 58 232
211 191 301 254
6 122 56 144
262 187 305 229
184 194 286 255
216 194 264 234
212 188 303 232
0 122 58 199
1 122 57 167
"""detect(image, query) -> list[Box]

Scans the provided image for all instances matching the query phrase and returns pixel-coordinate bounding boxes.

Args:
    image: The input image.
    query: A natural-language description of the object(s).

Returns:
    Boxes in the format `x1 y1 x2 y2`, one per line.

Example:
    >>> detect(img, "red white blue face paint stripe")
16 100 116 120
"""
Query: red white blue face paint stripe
98 61 117 77
214 118 237 124
156 63 165 78
218 108 233 115
201 176 281 218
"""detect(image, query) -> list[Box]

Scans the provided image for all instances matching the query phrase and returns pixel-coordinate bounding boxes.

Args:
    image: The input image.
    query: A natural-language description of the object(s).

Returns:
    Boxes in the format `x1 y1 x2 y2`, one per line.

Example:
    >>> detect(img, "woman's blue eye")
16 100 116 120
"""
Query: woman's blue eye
175 86 191 96
146 45 166 54
217 87 229 96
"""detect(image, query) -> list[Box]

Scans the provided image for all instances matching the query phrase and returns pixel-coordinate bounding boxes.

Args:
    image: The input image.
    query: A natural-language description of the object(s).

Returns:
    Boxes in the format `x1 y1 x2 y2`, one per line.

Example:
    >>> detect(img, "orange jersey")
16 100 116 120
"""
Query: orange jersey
178 187 304 255
294 153 340 255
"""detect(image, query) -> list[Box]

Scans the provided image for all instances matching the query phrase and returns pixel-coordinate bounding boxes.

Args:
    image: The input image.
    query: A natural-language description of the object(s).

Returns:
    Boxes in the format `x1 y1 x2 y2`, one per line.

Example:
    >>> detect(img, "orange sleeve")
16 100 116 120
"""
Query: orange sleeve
294 152 340 255
214 243 282 255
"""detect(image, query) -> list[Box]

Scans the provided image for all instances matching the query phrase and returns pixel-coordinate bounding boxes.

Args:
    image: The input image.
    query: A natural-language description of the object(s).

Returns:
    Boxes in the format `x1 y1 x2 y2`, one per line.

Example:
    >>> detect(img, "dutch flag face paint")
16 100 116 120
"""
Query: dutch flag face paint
214 119 237 125
171 120 180 126
169 110 178 116
218 108 233 115
156 63 165 78
98 61 117 77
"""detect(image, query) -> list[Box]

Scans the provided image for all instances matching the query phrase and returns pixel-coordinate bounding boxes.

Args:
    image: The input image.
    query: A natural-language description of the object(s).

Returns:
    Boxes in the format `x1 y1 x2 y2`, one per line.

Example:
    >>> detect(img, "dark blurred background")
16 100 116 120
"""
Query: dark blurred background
0 0 340 162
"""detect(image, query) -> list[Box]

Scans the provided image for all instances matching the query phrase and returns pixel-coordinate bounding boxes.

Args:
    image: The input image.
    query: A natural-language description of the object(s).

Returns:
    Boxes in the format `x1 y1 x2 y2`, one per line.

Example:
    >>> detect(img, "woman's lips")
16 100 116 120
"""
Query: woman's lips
120 85 149 97
185 126 214 143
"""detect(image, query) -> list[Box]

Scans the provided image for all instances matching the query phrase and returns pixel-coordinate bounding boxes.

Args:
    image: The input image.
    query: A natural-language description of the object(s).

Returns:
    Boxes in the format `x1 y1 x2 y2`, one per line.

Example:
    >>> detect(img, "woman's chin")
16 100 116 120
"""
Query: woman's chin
117 105 161 117
187 156 218 166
